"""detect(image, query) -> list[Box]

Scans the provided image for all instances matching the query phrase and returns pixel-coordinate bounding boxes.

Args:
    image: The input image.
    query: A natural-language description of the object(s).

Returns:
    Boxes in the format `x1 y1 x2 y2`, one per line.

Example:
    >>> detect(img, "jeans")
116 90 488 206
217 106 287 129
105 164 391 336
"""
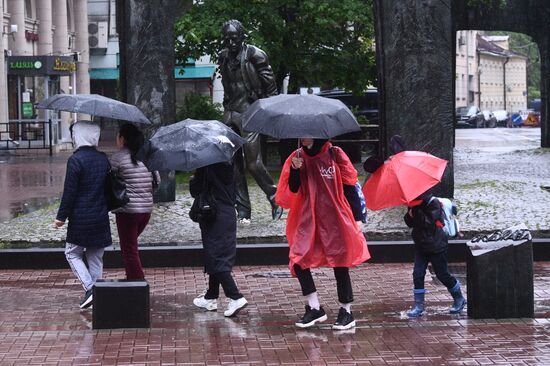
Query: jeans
412 249 457 290
115 212 150 280
204 271 243 300
294 265 354 304
65 243 105 291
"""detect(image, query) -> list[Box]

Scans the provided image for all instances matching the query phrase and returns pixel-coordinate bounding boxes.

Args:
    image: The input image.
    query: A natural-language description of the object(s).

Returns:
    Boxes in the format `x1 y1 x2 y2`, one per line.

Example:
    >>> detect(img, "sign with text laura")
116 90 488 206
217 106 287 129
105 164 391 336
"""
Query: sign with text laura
7 56 77 76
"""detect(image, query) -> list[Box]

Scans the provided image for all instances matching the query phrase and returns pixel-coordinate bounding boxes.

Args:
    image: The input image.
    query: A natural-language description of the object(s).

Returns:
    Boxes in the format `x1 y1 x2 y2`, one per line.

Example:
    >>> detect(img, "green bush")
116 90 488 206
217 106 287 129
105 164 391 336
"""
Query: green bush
176 93 223 121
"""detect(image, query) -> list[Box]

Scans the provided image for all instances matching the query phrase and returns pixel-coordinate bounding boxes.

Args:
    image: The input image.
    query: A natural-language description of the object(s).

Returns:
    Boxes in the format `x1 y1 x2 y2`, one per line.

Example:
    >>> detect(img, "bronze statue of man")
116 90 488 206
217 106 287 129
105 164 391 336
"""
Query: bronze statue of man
218 19 282 222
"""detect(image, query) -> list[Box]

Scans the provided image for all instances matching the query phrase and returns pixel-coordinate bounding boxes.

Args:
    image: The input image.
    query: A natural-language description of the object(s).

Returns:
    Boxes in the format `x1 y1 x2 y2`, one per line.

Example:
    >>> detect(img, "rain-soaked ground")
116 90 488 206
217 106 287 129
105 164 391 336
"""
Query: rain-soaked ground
1 129 550 364
1 263 550 364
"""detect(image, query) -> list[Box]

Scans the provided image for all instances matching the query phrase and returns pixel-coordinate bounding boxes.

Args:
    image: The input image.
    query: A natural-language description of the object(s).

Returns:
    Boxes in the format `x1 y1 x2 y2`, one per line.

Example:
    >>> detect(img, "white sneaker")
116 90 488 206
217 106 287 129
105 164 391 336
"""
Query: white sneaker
193 295 217 311
224 297 248 317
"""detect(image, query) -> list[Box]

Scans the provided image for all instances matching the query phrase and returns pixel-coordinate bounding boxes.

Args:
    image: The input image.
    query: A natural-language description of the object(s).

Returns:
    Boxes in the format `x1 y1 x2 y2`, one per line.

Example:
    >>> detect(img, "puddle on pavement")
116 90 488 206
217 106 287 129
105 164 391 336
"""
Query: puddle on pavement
0 196 59 223
246 270 328 279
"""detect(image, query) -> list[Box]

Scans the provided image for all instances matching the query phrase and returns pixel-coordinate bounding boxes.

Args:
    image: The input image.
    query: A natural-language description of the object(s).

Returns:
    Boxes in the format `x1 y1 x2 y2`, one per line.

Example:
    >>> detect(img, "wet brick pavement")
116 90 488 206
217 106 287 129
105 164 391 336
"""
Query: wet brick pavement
1 262 550 365
1 129 550 364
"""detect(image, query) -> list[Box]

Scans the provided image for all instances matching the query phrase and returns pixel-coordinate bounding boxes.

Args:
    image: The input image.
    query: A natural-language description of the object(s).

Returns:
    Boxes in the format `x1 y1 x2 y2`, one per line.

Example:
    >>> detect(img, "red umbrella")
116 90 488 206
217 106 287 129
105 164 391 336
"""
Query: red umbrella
362 151 448 210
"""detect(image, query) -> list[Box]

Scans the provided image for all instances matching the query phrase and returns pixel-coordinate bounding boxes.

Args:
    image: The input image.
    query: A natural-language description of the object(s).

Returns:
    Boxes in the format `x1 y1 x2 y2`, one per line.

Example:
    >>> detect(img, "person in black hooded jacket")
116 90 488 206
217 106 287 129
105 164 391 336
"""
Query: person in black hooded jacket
189 162 248 317
404 190 466 317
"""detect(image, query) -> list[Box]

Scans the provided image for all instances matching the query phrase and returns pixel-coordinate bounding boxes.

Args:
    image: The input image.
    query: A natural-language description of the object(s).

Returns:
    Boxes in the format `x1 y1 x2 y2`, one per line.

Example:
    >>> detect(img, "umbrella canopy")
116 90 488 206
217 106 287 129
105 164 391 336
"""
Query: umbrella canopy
136 119 246 172
362 151 448 211
241 94 360 139
36 94 151 124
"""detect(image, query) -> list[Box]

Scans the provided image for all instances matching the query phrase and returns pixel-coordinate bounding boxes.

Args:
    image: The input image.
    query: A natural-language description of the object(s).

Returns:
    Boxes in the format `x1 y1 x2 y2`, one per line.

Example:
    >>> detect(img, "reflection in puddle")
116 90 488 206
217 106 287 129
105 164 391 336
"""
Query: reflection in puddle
0 196 59 223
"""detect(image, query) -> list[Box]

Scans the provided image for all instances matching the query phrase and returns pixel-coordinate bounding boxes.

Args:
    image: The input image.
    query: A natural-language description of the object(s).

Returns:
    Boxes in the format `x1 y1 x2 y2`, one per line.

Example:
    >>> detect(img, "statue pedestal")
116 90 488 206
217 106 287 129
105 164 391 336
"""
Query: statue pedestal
467 237 533 319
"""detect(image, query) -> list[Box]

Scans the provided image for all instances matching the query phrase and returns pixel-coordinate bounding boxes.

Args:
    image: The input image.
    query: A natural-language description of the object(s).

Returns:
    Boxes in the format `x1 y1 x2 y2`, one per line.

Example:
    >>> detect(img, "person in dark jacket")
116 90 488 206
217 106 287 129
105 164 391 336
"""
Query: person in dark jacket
189 162 248 317
54 121 112 309
404 190 466 317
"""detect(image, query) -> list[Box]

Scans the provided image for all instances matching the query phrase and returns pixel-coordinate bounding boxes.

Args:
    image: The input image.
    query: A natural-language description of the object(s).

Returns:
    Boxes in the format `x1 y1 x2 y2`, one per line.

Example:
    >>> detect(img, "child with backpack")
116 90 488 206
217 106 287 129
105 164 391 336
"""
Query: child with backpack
404 189 466 317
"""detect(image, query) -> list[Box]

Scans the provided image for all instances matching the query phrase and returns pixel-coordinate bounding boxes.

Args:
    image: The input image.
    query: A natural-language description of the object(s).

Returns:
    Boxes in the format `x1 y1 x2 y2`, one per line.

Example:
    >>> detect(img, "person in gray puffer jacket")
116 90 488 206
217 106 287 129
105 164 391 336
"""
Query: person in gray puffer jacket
110 123 159 280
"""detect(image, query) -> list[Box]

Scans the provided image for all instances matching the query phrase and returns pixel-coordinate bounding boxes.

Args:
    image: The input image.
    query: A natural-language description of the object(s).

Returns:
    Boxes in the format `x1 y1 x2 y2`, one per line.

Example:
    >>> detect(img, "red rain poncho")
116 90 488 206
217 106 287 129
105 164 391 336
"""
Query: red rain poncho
276 142 370 274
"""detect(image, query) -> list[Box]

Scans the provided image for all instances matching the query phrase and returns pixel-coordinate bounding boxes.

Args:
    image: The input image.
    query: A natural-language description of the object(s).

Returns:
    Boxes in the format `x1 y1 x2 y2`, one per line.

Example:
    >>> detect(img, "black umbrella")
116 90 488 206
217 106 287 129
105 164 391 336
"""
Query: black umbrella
136 119 246 172
36 94 151 124
241 94 360 139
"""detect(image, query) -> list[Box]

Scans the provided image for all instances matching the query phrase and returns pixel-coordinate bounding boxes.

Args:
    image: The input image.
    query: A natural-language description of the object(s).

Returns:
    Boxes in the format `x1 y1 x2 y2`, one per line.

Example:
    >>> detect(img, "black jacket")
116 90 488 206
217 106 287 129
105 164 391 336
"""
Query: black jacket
404 197 447 254
189 163 236 274
56 146 112 248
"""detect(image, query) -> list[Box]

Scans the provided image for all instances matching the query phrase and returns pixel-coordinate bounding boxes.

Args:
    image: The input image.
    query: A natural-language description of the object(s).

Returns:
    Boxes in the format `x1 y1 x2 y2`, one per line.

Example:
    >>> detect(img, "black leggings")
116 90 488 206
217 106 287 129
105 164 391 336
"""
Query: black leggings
204 271 243 300
293 264 354 304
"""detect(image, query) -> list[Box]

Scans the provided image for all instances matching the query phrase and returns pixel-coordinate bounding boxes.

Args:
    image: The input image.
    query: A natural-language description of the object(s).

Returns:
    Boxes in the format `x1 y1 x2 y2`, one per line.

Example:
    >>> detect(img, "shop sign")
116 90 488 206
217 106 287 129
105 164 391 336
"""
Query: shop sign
52 57 76 73
7 56 76 76
9 60 43 70
22 102 34 117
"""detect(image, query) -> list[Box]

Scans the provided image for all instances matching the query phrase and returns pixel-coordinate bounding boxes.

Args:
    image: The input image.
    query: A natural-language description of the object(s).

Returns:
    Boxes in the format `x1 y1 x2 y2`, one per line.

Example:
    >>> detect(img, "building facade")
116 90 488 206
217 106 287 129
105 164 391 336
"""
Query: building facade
88 1 218 119
455 30 528 113
477 35 527 112
455 30 479 108
1 0 89 148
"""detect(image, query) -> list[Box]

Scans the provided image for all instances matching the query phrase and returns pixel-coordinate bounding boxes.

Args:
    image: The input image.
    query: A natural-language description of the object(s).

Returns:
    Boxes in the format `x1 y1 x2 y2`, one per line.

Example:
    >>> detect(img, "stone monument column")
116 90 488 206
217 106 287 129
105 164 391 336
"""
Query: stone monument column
374 0 454 197
117 0 182 202
539 37 550 147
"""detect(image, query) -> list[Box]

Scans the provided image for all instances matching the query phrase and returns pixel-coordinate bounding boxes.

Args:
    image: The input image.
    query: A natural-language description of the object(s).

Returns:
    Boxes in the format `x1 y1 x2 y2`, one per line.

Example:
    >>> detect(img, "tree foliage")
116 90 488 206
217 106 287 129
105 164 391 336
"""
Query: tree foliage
175 0 376 94
176 93 223 121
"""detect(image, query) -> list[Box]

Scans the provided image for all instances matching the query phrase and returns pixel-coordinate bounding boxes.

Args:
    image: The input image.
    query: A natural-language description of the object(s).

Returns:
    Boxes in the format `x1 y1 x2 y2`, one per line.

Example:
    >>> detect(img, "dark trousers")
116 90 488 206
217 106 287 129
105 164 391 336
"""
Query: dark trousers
115 212 150 280
204 271 243 300
293 265 354 304
413 249 457 290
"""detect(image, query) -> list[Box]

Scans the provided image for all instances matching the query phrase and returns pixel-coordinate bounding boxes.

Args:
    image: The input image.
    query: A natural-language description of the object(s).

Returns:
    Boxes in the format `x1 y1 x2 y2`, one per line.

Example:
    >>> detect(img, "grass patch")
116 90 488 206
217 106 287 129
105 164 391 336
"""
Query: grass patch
471 200 491 209
530 148 550 155
458 180 498 190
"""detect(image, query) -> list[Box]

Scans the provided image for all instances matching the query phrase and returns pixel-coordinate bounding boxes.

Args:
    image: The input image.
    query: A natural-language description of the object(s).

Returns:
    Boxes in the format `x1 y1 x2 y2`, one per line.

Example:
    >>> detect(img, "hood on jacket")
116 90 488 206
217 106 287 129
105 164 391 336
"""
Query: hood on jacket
71 121 101 150
302 139 329 156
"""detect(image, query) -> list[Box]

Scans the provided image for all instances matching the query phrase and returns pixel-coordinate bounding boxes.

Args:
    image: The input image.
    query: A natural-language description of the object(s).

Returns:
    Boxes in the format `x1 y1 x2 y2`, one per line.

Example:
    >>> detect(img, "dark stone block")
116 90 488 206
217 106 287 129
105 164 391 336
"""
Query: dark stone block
92 280 150 329
467 240 534 319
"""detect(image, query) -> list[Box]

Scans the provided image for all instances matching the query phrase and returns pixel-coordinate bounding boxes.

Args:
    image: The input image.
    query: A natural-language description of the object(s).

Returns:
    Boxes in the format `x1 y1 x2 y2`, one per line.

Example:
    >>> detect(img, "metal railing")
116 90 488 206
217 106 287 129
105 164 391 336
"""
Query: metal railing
0 119 52 156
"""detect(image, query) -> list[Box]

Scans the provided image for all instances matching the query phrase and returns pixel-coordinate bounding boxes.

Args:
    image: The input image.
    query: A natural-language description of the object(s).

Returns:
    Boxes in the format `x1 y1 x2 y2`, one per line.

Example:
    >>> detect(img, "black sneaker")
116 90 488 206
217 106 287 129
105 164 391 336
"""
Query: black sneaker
332 307 356 330
295 305 327 328
79 289 93 309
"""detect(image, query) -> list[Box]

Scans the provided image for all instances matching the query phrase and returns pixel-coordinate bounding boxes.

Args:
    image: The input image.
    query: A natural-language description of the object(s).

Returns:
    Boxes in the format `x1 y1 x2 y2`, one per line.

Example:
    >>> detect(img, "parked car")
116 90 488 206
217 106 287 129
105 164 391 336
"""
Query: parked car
492 110 511 127
481 110 497 128
529 98 541 113
316 88 378 124
456 106 484 128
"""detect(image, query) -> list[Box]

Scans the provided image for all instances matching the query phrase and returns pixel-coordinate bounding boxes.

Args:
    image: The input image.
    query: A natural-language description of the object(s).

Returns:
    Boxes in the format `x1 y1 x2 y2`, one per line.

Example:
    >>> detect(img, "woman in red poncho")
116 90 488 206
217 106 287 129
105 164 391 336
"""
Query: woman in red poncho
276 138 370 330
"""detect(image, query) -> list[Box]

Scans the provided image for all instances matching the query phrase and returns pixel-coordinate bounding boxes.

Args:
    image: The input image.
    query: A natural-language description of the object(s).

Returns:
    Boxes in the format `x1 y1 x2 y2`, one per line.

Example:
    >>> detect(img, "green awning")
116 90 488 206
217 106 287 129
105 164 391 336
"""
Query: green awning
174 66 216 79
90 66 216 80
90 68 119 80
